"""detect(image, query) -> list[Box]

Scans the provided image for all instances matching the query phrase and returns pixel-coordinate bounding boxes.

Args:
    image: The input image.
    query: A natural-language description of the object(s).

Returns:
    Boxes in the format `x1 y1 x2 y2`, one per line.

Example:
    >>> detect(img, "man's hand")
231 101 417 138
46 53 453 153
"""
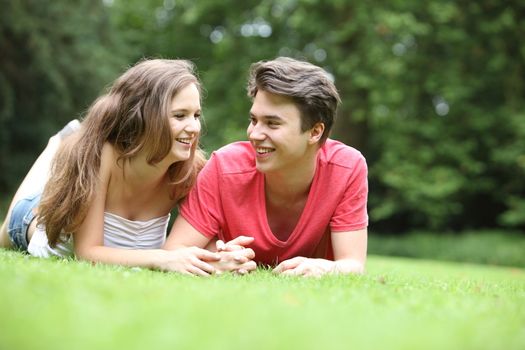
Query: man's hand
211 236 256 274
216 235 254 252
274 257 335 277
212 247 257 275
274 257 365 277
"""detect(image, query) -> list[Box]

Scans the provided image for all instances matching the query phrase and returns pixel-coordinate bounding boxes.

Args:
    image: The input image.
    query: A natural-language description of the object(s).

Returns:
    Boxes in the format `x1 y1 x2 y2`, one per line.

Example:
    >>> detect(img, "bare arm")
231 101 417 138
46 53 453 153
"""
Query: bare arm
164 215 212 249
331 228 367 273
273 228 367 277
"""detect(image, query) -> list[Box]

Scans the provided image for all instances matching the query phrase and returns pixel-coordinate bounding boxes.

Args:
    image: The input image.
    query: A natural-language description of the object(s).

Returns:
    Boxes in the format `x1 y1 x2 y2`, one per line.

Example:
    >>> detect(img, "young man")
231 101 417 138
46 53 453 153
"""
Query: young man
165 57 368 276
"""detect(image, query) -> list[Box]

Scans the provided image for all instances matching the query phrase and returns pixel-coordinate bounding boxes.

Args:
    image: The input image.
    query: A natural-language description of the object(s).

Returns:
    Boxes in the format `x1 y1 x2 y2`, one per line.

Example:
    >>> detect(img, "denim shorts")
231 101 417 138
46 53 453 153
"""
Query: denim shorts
7 193 41 251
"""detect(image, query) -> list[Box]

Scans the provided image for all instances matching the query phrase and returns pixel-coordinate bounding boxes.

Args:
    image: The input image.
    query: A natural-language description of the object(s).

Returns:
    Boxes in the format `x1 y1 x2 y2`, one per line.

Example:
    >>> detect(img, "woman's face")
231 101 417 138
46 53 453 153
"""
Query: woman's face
167 83 201 161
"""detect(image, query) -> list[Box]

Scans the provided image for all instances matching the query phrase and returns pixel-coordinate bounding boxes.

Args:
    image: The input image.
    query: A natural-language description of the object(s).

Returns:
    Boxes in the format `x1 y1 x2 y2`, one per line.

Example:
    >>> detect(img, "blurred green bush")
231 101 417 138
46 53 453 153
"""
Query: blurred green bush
1 0 524 233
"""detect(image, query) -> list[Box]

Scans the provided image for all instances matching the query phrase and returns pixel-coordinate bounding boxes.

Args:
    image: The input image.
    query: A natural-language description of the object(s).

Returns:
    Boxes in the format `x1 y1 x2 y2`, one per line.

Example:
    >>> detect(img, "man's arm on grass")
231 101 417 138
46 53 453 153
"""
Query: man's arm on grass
273 228 367 277
164 216 256 274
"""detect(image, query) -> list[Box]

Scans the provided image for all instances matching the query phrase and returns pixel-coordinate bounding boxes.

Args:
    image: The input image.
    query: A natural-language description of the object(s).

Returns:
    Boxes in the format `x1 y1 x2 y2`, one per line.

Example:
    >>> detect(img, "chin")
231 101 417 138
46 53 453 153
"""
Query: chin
170 150 191 162
255 161 273 174
177 154 191 162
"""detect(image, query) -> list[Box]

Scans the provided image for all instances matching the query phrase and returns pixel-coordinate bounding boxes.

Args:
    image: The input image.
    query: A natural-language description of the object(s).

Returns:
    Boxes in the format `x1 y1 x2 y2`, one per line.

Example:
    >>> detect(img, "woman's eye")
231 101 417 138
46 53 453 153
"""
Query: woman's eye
194 113 201 119
173 114 185 119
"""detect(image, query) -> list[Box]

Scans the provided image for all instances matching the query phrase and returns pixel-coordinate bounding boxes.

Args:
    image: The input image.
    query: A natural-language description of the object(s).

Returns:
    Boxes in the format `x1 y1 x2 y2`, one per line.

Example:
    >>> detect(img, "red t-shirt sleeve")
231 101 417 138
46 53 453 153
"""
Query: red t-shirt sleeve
179 153 223 239
330 154 369 232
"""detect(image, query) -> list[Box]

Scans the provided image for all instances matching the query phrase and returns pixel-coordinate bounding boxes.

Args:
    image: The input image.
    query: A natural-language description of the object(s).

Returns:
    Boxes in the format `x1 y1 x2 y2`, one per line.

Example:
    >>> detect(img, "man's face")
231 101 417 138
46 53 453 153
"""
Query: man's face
247 90 312 174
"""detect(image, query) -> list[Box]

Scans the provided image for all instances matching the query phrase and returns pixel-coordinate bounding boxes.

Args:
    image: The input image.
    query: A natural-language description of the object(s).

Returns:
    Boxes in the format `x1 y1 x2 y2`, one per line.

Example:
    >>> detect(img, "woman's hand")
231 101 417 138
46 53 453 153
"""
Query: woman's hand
159 247 221 276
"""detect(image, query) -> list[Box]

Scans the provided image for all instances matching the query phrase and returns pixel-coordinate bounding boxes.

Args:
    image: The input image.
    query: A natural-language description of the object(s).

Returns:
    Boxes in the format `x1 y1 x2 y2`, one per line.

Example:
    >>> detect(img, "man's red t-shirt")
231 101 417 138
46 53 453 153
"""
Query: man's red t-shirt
180 139 368 266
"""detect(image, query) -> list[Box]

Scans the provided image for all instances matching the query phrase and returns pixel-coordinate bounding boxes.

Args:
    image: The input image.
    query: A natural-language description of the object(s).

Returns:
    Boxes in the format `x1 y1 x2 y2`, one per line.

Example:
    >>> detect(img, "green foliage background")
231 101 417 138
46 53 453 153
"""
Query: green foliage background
1 0 524 233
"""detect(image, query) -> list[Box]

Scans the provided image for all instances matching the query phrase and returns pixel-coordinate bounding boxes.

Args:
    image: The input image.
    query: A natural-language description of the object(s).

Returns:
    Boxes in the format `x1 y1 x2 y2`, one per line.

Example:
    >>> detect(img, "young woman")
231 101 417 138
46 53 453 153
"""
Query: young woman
0 59 255 276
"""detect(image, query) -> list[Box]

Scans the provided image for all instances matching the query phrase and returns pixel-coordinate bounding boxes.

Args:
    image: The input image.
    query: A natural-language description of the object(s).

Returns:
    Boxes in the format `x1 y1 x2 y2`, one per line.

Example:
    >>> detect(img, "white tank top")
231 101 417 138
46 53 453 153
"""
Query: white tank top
27 212 170 258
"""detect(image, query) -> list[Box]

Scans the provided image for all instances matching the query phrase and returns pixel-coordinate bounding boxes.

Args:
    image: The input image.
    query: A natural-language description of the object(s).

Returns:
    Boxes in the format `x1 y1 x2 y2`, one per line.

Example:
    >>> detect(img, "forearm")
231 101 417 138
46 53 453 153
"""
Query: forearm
274 256 365 276
165 239 216 252
75 246 167 270
331 228 368 274
308 258 365 275
75 244 221 276
163 216 212 250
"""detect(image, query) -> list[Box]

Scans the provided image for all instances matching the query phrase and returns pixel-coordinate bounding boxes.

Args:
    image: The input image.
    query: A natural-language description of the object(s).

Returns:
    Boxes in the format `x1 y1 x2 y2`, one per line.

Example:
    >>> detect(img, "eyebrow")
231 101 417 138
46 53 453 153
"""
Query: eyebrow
171 108 201 113
249 112 283 121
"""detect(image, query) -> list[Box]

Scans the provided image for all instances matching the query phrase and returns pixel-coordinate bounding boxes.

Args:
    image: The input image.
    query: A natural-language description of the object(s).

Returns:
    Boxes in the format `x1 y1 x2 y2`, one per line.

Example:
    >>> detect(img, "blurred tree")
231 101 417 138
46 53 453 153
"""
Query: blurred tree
364 1 525 231
0 0 126 196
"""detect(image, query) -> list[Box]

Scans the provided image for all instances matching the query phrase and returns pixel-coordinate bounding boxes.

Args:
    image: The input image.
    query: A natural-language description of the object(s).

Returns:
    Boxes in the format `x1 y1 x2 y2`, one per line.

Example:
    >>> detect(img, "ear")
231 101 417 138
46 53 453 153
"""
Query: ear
308 122 325 145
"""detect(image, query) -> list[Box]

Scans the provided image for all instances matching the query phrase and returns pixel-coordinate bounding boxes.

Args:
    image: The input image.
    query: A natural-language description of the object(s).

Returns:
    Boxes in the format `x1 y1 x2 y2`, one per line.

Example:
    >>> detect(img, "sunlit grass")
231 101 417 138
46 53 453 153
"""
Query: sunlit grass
1 250 523 350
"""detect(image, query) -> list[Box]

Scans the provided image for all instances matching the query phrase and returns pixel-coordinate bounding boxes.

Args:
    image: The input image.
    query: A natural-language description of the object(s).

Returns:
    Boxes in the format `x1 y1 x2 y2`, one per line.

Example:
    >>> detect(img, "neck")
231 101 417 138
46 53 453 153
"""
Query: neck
264 148 318 201
125 154 172 190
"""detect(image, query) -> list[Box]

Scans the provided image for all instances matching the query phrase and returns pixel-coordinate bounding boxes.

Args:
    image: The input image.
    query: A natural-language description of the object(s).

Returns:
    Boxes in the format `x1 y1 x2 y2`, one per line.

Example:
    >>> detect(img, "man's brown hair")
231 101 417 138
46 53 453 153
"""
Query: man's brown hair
247 57 341 144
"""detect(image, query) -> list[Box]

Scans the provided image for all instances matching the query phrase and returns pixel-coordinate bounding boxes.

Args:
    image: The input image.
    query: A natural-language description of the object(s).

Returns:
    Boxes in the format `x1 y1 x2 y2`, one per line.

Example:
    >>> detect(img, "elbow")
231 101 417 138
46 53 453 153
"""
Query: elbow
74 246 99 263
335 259 366 275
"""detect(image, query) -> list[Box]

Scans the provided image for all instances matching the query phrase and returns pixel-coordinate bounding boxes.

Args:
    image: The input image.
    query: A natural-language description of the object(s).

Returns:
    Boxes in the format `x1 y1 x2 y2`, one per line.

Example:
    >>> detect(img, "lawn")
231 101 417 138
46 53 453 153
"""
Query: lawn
0 250 523 350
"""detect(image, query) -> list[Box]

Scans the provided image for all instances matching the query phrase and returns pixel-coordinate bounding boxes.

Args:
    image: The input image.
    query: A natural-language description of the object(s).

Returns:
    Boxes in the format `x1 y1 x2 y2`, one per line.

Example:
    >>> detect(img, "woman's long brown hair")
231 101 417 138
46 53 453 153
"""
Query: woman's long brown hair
38 59 206 246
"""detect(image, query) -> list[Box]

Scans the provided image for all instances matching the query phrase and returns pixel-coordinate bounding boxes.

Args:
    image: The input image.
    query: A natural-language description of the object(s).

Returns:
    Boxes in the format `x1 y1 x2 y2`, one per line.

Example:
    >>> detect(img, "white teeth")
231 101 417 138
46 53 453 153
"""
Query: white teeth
256 147 274 154
177 138 191 144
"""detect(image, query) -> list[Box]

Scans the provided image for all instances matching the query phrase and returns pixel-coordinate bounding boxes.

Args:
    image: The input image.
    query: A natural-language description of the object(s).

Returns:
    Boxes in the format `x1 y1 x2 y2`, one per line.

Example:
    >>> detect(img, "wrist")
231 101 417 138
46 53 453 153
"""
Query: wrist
154 249 169 271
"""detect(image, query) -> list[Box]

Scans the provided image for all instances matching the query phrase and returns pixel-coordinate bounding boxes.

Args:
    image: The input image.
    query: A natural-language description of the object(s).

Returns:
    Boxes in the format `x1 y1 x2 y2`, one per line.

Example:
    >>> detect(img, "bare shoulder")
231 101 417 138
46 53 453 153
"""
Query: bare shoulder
100 142 117 162
99 142 117 181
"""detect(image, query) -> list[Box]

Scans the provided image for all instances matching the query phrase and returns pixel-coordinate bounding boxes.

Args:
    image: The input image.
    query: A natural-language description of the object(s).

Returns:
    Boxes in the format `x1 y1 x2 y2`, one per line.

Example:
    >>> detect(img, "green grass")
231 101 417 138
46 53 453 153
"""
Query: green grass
1 250 524 350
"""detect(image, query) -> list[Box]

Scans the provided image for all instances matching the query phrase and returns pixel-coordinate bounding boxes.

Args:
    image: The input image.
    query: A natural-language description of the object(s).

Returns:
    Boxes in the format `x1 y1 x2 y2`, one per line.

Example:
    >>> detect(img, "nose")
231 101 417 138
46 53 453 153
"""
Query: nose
185 117 201 134
247 122 265 141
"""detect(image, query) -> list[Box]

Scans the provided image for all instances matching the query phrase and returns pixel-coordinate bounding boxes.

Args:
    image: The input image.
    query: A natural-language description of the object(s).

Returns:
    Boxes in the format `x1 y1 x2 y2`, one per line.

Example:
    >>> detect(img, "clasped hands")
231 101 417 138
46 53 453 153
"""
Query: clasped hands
211 236 257 275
